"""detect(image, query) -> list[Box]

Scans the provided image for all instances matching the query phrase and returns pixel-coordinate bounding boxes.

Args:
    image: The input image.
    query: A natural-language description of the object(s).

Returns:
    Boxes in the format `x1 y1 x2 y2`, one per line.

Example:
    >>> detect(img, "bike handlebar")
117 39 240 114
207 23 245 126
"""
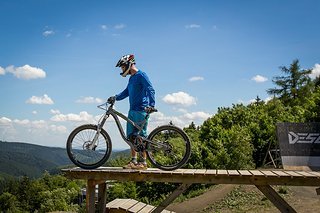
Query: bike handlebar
97 101 158 114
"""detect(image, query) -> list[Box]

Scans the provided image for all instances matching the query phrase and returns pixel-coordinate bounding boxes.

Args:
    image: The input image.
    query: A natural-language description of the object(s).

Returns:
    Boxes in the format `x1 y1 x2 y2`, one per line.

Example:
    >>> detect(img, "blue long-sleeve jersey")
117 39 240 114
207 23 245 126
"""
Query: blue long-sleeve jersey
115 70 155 111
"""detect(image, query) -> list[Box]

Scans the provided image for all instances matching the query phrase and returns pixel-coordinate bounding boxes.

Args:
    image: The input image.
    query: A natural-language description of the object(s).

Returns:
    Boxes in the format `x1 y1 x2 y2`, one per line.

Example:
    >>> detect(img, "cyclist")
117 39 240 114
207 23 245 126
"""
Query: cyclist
108 54 155 169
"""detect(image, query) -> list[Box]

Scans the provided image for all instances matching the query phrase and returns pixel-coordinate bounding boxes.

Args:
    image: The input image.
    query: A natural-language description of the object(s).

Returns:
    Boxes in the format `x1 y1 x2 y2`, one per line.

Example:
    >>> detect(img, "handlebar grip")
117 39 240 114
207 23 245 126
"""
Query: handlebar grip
145 107 158 113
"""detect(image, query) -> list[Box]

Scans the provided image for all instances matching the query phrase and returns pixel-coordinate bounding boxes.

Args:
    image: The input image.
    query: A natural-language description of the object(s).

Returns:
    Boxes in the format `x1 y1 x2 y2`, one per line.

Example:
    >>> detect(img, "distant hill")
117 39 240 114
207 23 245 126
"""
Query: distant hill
0 141 72 178
0 141 130 178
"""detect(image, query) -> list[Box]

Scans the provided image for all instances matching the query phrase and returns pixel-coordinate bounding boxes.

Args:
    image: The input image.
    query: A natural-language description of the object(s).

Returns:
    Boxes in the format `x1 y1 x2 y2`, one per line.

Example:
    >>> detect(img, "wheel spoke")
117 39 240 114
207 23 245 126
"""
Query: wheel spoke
147 125 190 170
67 125 112 169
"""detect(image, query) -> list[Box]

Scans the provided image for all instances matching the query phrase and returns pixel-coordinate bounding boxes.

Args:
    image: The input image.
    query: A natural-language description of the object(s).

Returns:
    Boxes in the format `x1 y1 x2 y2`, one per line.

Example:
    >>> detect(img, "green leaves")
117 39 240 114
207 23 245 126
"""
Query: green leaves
267 59 313 106
0 173 83 212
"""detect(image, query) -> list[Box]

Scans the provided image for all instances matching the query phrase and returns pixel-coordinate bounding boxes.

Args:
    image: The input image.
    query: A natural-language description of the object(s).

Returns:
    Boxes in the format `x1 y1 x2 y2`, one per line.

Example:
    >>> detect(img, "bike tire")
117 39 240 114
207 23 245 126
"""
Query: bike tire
66 124 112 169
146 125 191 171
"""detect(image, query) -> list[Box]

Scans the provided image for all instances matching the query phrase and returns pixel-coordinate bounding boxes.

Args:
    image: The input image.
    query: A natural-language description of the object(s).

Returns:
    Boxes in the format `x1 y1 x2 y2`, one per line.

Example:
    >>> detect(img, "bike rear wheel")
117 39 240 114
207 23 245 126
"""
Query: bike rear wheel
146 125 191 171
66 124 112 169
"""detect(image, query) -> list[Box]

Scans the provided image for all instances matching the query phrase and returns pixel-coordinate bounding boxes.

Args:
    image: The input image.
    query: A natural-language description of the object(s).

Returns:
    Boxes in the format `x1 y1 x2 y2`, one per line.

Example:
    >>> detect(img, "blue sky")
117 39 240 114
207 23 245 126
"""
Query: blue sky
1 0 320 149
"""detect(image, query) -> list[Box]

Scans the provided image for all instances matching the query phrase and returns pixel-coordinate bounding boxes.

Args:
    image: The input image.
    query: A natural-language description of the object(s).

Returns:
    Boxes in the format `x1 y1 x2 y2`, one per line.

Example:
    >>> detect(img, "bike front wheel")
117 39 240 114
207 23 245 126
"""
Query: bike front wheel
146 125 191 171
66 124 112 169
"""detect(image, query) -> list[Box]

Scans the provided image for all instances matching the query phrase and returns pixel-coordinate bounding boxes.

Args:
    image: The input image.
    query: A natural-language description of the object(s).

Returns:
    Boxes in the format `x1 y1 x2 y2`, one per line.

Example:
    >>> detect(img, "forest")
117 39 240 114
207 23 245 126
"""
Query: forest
1 59 320 212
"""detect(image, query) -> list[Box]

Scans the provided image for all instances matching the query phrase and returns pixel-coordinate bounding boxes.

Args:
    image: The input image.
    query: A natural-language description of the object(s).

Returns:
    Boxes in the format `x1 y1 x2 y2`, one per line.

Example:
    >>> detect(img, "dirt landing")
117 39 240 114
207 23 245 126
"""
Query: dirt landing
167 184 236 213
166 185 320 213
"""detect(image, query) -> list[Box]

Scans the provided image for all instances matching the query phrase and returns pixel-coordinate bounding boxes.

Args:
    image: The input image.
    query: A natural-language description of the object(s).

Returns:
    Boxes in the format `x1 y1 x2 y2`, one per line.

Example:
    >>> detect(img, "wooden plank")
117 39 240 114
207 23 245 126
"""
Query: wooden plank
249 170 265 176
283 171 303 177
182 169 197 175
217 170 228 175
138 204 155 213
296 171 318 177
205 169 217 175
272 170 291 177
170 169 185 175
237 170 252 176
256 185 297 213
120 199 140 211
106 199 123 208
128 201 148 212
110 199 130 208
161 210 171 213
194 169 207 175
308 171 320 177
142 168 162 174
227 170 240 176
260 170 279 177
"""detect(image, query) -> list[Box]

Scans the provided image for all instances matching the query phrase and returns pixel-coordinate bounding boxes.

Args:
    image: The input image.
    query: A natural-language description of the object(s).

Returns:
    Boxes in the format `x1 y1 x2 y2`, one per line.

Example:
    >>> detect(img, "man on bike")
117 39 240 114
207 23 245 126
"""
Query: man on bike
108 54 155 169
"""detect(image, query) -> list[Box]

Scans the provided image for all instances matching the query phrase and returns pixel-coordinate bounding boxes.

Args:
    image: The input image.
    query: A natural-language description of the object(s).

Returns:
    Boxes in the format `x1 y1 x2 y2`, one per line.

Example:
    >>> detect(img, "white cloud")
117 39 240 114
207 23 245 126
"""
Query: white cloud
114 24 126 29
51 111 93 122
0 66 5 75
310 64 320 79
43 30 55 37
101 25 107 30
149 111 185 128
50 109 61 114
189 76 204 82
0 115 71 147
5 64 46 80
149 110 211 130
182 111 211 120
13 119 30 125
265 96 273 102
252 75 268 83
50 124 67 133
76 96 103 104
185 24 201 29
9 119 46 129
31 120 46 129
0 117 12 124
163 91 196 106
239 96 273 105
26 94 54 105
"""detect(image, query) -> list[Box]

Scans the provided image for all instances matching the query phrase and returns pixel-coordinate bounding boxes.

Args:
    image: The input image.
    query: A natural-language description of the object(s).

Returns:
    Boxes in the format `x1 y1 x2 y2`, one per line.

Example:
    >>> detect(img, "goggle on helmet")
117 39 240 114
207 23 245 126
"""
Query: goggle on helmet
115 54 136 77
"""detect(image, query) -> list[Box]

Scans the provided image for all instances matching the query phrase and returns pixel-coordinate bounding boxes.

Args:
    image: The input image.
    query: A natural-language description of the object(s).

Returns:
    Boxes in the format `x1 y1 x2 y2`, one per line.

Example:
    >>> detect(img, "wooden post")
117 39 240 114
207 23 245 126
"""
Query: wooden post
256 185 297 213
86 179 96 213
98 182 107 213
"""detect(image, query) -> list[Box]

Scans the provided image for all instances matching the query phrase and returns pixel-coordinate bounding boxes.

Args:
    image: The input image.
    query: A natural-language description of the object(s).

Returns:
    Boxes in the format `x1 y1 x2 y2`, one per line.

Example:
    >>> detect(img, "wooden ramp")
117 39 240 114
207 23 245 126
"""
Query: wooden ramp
62 167 320 213
106 198 174 213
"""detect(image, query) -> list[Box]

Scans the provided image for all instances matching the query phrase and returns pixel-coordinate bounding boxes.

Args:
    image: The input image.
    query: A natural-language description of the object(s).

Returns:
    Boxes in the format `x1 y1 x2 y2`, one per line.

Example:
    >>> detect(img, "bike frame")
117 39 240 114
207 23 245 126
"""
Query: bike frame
96 102 148 150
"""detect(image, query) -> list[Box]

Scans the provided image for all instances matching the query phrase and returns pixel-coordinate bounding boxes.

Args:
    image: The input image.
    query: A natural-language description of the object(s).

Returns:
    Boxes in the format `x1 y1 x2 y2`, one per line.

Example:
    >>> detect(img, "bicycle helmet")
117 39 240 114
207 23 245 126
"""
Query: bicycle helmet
116 54 136 77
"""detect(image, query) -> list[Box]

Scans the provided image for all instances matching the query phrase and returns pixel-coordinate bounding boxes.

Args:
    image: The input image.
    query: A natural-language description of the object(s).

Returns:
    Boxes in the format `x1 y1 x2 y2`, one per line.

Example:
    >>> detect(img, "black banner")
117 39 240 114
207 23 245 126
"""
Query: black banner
277 123 320 156
276 122 320 170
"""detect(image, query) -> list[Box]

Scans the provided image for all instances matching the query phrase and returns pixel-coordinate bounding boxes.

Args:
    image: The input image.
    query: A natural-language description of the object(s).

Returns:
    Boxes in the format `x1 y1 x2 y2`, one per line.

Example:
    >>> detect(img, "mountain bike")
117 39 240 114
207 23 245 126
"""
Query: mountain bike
66 98 191 170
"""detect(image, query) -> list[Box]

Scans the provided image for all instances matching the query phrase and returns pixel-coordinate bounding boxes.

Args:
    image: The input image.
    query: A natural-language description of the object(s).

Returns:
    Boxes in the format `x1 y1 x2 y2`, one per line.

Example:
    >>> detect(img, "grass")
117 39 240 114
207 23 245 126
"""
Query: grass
202 185 290 213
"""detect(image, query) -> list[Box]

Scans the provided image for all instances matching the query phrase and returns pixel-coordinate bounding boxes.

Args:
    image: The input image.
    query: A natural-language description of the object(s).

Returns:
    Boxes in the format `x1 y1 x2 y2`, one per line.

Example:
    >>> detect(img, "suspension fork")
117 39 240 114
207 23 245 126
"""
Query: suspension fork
90 113 109 150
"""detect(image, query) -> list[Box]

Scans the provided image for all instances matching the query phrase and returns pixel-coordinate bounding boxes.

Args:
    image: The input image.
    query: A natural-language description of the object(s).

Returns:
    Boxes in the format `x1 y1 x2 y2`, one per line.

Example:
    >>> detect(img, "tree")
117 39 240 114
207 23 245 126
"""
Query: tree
199 104 255 169
0 192 22 212
267 59 312 105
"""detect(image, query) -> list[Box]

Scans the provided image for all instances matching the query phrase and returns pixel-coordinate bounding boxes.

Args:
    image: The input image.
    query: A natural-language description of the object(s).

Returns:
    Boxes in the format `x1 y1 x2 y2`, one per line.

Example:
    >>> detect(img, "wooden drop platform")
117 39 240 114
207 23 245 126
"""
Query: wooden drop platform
62 167 320 213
